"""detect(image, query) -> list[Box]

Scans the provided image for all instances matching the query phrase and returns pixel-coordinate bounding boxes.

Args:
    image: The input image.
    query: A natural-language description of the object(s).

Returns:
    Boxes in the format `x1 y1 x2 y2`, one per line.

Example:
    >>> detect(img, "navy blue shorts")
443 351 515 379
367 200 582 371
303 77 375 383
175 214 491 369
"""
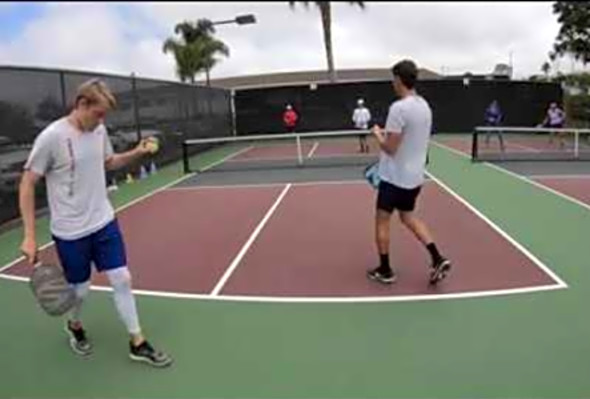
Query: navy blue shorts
53 219 127 284
377 181 422 213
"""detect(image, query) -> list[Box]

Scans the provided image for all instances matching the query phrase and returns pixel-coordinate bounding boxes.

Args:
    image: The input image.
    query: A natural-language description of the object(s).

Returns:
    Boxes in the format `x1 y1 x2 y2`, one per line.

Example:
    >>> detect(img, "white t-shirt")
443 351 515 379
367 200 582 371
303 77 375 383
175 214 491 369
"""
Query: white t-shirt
352 107 371 129
24 118 115 240
378 94 432 189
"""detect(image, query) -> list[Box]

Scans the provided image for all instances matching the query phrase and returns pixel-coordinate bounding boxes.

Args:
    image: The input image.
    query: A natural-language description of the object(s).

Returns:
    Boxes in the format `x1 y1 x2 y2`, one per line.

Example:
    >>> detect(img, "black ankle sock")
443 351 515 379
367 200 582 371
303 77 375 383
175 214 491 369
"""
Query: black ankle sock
379 254 390 271
426 243 443 263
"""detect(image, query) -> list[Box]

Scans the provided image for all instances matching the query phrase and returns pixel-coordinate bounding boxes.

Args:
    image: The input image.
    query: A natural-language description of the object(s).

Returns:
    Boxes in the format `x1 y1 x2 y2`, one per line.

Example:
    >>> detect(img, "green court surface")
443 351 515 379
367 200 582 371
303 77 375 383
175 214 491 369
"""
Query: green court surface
1 135 589 398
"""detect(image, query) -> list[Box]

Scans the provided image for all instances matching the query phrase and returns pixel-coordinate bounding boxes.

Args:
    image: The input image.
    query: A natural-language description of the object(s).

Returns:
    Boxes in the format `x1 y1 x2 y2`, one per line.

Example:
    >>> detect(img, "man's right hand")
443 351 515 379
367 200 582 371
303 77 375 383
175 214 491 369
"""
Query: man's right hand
372 125 384 141
20 237 38 265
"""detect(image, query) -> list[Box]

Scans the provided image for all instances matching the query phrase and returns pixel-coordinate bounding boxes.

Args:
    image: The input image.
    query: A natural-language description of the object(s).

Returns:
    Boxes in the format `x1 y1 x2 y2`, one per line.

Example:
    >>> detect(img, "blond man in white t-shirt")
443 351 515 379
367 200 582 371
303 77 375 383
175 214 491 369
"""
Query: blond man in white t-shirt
19 79 172 367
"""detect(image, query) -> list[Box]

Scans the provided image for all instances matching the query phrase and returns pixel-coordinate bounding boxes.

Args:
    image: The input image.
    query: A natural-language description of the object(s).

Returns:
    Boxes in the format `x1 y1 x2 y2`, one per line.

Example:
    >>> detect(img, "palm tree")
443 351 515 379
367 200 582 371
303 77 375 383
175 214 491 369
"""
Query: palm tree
289 2 365 83
163 19 230 85
200 39 230 85
162 39 199 84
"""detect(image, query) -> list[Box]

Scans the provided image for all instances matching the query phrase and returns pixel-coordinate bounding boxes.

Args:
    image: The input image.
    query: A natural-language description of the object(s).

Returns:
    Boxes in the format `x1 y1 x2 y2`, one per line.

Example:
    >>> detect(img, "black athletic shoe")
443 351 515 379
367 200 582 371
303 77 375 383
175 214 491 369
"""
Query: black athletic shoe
367 267 397 284
129 340 173 368
64 321 92 356
430 258 451 285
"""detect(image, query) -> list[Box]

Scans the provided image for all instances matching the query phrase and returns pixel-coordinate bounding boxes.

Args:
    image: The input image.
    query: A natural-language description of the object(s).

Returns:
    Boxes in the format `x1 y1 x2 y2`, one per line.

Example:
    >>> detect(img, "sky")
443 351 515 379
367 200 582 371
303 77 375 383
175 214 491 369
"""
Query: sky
0 2 584 83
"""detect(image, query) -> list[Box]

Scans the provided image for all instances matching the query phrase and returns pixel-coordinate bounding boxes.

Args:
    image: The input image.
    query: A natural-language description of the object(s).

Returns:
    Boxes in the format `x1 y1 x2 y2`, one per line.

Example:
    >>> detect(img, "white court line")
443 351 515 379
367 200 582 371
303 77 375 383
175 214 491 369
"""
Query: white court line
426 170 567 288
307 142 319 158
210 183 292 296
510 143 542 153
201 146 253 167
0 146 250 275
1 149 567 303
1 177 566 303
485 162 590 214
526 174 590 180
432 140 590 214
477 141 540 154
0 272 563 303
165 179 368 192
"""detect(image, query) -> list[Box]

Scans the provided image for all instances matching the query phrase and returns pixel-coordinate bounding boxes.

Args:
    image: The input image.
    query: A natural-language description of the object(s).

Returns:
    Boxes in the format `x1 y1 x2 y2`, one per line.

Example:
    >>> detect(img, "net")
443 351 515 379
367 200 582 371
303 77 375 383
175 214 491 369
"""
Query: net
182 130 380 173
471 126 590 162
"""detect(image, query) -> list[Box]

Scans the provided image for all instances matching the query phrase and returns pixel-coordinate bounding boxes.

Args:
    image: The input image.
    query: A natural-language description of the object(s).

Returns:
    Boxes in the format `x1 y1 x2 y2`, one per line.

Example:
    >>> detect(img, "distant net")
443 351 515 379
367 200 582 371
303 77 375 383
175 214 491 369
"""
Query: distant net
182 130 380 173
471 126 590 162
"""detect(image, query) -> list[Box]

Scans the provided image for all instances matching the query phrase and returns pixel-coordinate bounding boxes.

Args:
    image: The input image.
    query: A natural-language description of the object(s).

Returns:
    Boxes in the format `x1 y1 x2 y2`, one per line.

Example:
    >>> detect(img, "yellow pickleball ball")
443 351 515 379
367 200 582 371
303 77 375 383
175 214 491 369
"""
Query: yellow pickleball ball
144 137 159 154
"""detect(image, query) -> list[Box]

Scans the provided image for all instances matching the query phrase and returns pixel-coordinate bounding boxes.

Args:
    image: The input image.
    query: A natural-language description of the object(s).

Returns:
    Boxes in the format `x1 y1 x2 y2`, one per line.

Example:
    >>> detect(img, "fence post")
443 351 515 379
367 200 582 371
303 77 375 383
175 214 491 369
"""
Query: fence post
131 72 141 142
59 71 67 112
231 89 237 136
182 141 190 174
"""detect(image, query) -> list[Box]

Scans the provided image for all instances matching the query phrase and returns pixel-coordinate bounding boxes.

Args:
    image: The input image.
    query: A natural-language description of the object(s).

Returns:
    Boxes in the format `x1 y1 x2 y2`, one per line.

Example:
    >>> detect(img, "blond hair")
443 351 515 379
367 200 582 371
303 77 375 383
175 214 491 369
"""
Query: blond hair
75 78 117 109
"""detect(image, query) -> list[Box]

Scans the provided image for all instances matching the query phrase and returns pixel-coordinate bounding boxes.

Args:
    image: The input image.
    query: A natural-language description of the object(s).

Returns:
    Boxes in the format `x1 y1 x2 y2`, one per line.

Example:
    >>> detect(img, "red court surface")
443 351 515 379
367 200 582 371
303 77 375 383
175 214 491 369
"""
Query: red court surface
2 181 557 299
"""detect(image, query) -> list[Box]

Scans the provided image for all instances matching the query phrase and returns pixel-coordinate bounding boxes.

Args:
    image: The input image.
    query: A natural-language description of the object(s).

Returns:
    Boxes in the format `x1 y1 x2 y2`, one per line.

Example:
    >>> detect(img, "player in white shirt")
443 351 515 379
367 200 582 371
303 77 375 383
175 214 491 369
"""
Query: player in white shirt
19 79 172 367
368 60 451 285
352 98 372 153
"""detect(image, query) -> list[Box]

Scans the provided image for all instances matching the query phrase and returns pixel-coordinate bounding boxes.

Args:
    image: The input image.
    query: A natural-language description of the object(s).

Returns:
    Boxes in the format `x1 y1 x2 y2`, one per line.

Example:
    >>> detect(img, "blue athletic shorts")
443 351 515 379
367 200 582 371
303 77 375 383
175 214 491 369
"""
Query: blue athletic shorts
53 219 127 284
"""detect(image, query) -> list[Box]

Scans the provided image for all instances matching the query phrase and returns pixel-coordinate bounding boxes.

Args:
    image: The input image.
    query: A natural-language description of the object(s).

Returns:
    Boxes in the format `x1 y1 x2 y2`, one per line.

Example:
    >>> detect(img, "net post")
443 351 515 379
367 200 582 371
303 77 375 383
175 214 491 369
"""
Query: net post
575 129 579 159
296 134 303 165
182 141 190 174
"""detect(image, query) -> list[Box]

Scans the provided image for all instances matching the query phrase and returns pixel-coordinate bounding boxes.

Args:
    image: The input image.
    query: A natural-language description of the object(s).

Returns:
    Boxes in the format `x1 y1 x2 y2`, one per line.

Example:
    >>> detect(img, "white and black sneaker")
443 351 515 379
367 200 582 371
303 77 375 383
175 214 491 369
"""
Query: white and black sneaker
64 321 92 356
367 267 397 284
429 258 451 285
130 340 173 368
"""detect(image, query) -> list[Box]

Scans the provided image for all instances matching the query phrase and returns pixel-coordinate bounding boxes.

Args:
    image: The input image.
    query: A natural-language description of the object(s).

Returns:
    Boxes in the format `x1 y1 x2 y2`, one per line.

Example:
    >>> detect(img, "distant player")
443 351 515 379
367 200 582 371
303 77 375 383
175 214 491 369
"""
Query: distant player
541 102 566 148
484 100 505 152
352 98 371 153
283 104 298 133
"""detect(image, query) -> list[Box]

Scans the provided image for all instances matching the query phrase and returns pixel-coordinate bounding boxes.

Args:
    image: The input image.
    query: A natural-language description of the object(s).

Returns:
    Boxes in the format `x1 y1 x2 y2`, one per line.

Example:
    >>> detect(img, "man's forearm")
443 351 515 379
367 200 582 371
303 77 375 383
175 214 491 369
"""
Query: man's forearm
19 178 36 240
106 147 143 171
375 132 396 155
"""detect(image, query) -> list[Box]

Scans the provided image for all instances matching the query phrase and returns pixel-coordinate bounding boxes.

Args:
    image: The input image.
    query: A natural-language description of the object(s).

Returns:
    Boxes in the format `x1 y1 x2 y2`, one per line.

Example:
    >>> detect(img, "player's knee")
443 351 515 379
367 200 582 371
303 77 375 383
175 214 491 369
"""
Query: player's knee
399 212 412 226
106 267 132 290
72 281 91 300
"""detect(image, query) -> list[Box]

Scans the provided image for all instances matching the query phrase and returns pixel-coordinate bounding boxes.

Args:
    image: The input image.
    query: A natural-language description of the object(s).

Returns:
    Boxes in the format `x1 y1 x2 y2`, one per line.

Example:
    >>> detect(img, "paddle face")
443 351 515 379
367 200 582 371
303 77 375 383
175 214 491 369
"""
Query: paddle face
29 262 77 317
363 162 380 190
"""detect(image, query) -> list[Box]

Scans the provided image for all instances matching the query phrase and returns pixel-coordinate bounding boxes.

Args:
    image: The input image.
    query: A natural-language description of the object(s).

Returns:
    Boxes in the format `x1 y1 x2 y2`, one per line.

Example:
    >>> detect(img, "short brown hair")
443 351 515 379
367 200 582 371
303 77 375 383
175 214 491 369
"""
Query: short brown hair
391 60 418 89
75 78 117 109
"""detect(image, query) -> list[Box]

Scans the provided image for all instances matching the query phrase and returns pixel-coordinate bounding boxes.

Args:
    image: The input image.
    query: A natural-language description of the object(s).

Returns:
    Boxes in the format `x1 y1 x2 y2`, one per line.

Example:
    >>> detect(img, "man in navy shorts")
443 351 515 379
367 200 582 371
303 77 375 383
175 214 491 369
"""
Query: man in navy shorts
368 60 451 285
19 78 172 367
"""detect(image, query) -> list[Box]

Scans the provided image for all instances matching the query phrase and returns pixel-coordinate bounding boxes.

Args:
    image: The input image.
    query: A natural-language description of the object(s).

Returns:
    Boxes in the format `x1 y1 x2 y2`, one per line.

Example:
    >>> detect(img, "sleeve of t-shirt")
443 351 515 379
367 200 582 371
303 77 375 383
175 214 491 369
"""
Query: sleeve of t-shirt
24 130 54 176
385 103 404 135
102 127 114 160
